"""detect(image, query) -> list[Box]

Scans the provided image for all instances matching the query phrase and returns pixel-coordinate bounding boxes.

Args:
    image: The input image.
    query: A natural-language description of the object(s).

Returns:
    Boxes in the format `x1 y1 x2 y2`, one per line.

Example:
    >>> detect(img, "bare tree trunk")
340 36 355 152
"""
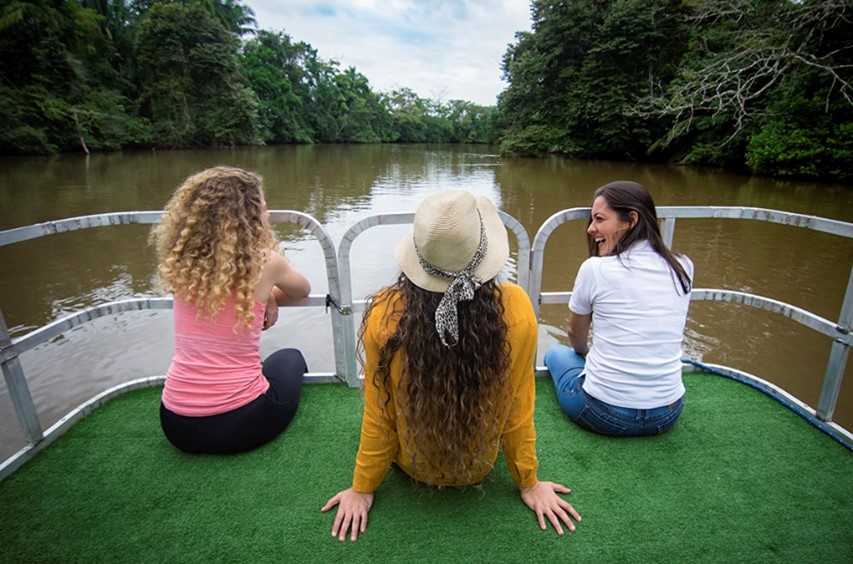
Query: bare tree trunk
72 111 90 155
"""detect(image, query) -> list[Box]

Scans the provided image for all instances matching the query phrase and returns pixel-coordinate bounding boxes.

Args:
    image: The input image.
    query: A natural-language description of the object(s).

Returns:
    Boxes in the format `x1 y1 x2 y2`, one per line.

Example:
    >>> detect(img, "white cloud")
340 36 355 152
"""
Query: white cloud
247 0 531 106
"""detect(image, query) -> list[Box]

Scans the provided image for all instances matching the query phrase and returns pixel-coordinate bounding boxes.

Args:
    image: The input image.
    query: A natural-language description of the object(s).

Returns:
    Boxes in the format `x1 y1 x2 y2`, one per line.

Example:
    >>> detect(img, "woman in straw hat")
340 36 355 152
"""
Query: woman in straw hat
322 190 581 541
151 166 311 454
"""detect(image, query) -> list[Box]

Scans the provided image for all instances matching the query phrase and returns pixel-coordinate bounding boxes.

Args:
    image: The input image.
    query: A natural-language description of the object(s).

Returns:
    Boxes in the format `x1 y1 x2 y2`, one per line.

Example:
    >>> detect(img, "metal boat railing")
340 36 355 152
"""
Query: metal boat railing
1 206 851 479
531 206 853 446
336 210 531 385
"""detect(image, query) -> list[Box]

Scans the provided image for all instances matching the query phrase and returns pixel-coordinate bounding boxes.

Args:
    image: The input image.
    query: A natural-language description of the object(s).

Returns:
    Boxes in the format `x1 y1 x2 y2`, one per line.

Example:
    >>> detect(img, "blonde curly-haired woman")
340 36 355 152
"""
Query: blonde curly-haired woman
151 166 311 454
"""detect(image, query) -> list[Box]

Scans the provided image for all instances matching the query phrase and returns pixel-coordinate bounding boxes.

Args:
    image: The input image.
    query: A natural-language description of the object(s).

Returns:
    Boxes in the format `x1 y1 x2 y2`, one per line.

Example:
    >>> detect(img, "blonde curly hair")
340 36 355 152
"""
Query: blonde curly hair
150 166 278 328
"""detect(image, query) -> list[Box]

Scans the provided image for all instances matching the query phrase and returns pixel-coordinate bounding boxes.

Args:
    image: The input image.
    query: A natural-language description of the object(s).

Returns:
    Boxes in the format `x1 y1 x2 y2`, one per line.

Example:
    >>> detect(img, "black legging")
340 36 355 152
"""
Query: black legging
160 348 307 455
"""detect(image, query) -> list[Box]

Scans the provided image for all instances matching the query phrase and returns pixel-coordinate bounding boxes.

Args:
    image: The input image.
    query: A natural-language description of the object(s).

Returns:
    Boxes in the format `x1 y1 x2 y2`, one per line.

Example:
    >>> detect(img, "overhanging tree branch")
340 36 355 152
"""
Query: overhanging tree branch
633 0 853 146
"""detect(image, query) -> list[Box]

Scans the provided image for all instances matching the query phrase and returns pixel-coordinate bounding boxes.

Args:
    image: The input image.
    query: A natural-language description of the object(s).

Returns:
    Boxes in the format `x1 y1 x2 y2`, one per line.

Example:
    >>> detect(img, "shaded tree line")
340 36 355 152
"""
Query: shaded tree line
0 0 496 155
3 0 850 182
498 0 852 181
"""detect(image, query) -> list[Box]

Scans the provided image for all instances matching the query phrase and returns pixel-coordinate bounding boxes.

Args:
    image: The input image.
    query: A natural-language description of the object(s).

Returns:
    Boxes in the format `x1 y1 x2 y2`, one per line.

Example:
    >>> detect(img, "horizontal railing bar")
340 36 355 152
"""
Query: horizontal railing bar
0 212 163 246
540 291 571 305
691 289 849 343
10 299 172 358
6 293 332 360
656 206 853 238
3 207 849 249
538 289 847 344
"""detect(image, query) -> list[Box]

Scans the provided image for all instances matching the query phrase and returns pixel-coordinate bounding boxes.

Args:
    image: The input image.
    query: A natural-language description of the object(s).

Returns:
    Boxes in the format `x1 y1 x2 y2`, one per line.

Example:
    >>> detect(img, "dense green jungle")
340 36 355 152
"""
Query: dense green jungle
1 0 850 182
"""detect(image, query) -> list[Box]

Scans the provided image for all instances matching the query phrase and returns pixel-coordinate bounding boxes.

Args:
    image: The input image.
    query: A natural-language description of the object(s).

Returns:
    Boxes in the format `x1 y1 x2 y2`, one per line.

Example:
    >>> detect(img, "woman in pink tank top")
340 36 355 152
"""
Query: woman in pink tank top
150 166 311 454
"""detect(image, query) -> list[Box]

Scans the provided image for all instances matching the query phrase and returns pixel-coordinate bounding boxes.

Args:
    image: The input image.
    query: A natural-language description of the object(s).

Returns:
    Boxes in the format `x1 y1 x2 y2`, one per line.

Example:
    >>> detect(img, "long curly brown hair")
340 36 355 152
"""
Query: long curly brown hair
149 166 278 328
359 274 512 485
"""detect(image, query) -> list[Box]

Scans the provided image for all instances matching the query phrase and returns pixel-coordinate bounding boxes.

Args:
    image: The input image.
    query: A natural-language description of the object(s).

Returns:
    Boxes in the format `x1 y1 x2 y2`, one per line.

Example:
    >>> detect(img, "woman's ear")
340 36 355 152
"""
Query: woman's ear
629 210 639 228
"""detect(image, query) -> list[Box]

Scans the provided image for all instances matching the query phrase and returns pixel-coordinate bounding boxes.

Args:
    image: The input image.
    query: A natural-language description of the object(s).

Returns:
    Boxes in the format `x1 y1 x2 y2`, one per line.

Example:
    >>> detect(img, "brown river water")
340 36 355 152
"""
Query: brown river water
1 144 851 460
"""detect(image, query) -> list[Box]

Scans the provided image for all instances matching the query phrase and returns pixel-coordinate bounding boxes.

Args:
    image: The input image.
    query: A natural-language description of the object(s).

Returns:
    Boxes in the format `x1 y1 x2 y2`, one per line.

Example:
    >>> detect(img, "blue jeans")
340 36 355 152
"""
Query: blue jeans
543 344 683 437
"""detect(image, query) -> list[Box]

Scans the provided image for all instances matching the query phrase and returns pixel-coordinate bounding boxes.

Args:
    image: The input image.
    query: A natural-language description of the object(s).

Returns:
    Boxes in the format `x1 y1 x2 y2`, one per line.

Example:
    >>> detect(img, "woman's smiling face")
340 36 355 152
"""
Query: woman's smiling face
587 196 632 256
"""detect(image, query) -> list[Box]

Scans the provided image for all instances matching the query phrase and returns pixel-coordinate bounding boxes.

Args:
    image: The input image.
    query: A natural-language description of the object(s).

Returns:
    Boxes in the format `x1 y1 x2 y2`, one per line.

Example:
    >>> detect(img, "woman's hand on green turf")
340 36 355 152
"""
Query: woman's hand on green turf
321 487 374 542
520 481 581 535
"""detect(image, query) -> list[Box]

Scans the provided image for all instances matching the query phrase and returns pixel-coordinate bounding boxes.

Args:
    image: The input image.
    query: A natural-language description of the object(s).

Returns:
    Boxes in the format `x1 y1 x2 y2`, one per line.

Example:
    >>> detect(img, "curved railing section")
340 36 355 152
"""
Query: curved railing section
268 210 348 385
529 206 853 448
0 376 165 480
0 211 343 480
1 205 851 480
0 211 165 246
336 210 531 386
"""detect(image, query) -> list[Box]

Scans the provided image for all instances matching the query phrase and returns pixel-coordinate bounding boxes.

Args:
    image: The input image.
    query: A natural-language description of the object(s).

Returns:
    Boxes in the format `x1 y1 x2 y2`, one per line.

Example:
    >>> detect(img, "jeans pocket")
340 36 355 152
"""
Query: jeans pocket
573 404 630 436
654 402 684 435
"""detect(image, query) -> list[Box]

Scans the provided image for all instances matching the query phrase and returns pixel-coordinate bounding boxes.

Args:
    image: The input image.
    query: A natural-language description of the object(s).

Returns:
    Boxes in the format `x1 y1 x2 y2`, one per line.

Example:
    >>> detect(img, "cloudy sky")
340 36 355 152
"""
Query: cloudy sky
247 0 532 106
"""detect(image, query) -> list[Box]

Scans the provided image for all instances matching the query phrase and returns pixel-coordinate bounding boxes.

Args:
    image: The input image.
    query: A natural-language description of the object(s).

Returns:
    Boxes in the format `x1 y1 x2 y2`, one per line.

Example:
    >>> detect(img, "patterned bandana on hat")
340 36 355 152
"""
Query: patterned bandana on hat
393 190 510 348
413 212 488 347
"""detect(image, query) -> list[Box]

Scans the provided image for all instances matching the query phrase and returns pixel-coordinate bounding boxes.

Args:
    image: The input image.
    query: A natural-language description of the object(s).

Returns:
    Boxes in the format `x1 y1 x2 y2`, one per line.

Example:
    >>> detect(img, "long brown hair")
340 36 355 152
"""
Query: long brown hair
358 274 511 485
590 180 692 294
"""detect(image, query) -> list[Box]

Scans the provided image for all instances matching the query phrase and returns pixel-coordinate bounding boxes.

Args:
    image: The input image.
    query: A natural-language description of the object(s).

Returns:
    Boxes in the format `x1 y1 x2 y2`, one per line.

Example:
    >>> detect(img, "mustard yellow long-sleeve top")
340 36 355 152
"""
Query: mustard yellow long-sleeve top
352 283 539 493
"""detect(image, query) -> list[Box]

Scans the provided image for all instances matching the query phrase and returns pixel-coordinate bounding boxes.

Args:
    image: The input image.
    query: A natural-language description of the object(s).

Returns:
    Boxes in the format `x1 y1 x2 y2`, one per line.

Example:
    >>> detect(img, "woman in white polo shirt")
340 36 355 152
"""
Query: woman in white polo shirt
544 180 694 436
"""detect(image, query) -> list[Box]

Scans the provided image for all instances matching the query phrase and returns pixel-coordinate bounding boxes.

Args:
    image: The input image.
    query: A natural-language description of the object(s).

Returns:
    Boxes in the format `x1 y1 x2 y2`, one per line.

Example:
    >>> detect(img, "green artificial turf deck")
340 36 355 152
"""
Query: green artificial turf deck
0 373 850 563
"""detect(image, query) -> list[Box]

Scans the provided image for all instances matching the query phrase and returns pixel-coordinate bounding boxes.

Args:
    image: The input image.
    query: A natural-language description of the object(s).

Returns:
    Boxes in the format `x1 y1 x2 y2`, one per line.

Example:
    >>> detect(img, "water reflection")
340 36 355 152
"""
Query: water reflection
1 145 851 461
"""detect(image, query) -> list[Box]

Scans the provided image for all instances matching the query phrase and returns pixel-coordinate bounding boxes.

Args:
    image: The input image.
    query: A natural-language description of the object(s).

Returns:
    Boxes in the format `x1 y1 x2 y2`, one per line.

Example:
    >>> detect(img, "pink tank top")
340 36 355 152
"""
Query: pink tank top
162 294 270 416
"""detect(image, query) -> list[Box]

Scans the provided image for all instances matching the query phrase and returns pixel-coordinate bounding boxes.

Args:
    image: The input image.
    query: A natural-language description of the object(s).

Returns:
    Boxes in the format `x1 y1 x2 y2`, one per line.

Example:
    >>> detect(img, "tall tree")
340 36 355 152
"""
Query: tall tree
0 0 143 154
191 0 256 36
386 88 428 142
444 100 496 143
136 2 261 147
241 30 315 143
0 0 498 154
498 0 688 158
334 66 393 143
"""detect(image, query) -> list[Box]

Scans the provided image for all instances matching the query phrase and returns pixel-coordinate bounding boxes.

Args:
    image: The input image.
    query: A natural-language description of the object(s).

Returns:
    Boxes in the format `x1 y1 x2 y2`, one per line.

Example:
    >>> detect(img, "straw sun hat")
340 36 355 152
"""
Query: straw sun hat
394 190 509 293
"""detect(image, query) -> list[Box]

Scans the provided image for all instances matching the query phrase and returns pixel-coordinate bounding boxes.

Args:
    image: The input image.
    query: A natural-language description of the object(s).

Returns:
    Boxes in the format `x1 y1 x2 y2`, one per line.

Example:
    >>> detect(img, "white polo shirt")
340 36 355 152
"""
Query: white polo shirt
569 240 693 409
